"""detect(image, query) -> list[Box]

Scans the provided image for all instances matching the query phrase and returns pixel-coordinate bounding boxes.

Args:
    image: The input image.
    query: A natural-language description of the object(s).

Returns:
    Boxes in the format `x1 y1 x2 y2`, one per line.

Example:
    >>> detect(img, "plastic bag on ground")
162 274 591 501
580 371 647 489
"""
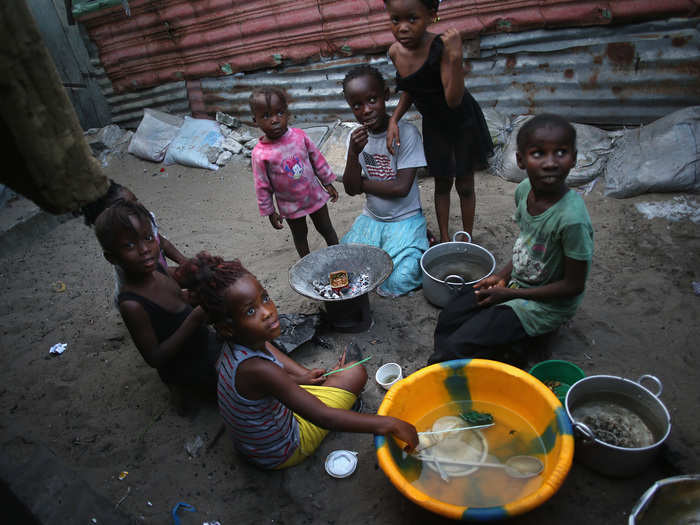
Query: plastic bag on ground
127 108 184 162
494 115 614 187
272 313 321 354
604 106 700 198
164 116 223 170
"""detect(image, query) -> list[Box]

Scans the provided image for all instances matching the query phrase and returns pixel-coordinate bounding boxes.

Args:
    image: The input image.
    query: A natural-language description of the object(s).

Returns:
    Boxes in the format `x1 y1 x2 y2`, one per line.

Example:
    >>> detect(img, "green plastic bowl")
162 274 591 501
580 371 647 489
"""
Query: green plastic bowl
529 359 585 402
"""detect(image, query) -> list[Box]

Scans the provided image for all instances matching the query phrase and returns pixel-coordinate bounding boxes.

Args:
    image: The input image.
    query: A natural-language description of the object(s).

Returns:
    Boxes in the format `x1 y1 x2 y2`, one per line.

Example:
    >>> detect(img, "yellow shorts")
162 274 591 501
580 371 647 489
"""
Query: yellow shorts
275 385 357 469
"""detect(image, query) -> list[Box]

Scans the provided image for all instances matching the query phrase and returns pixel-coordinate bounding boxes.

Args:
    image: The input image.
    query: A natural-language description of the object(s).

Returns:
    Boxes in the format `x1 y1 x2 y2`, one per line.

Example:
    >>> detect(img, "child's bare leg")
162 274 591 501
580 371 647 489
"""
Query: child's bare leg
455 173 475 237
286 216 310 258
309 205 338 247
434 177 454 243
323 363 367 396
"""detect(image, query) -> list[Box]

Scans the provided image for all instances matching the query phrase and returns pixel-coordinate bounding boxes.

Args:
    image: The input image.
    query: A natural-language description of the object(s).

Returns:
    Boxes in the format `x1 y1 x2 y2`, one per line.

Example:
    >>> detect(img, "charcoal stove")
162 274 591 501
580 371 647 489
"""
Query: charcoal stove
288 244 393 333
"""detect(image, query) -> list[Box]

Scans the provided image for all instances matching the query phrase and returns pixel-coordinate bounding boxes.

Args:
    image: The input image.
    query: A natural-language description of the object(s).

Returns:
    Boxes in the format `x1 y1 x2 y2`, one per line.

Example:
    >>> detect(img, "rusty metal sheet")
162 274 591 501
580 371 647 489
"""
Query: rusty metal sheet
74 0 700 93
189 18 700 128
473 18 700 126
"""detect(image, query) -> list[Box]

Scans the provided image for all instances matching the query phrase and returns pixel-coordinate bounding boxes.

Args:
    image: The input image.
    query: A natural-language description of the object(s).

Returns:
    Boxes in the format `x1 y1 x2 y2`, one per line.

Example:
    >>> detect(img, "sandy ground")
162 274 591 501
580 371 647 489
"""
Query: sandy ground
0 146 698 524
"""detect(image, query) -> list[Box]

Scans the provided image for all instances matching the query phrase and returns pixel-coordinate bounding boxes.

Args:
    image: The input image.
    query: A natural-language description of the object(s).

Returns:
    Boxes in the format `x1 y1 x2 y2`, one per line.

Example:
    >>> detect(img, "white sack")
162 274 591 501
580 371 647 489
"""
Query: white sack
163 116 223 171
127 109 184 162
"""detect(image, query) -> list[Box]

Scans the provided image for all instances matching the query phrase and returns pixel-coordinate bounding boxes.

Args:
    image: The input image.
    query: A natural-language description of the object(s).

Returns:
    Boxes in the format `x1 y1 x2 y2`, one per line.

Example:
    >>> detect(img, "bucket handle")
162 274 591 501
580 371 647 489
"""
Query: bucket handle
452 231 472 243
637 374 663 397
572 421 596 443
444 274 466 291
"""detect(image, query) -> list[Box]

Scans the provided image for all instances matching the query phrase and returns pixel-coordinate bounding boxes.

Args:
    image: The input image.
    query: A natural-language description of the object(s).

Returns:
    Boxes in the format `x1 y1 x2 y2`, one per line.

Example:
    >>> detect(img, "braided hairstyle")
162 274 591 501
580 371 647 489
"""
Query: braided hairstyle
383 0 440 11
342 64 386 98
174 252 252 323
248 86 289 114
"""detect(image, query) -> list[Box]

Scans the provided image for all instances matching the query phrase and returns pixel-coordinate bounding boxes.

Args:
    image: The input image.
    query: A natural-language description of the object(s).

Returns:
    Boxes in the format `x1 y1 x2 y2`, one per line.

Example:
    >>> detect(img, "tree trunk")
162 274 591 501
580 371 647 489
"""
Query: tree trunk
0 0 108 214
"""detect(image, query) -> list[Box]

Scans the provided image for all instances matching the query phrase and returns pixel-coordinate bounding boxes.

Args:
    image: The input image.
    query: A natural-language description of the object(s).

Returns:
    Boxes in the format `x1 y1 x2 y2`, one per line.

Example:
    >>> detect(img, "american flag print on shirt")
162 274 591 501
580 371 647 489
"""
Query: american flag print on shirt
362 152 394 180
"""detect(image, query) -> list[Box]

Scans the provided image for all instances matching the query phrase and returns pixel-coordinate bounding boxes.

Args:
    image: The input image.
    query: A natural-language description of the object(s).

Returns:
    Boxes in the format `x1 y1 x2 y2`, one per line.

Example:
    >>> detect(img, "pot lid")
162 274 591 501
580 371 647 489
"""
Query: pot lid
325 450 358 478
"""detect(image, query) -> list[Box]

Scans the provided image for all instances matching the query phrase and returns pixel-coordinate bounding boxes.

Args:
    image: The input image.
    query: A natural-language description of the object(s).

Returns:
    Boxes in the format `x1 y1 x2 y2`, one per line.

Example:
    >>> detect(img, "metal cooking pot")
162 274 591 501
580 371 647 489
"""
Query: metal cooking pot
628 474 700 524
420 231 496 308
565 374 671 478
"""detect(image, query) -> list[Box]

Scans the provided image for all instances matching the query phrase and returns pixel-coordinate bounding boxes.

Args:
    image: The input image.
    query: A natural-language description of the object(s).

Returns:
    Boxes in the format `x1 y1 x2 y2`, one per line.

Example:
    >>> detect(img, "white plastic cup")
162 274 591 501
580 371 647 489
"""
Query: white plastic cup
375 363 403 390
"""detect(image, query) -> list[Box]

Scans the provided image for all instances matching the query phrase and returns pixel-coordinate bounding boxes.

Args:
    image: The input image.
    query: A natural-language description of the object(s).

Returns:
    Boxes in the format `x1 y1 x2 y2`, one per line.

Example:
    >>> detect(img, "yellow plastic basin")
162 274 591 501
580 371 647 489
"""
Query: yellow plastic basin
375 359 574 521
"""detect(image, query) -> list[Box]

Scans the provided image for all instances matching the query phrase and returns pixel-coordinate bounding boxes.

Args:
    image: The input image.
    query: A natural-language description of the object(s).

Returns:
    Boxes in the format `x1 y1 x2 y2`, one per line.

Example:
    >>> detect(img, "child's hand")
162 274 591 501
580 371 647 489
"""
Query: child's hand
191 305 209 324
268 212 284 229
383 417 419 453
349 125 369 156
181 288 200 306
473 275 506 291
302 368 327 385
474 285 513 307
324 183 339 202
440 28 463 61
386 120 400 155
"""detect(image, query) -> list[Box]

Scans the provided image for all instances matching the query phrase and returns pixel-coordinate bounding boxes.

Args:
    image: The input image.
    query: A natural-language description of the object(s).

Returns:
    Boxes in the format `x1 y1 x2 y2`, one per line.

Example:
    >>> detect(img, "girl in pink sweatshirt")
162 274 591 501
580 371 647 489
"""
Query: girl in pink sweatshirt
250 87 339 257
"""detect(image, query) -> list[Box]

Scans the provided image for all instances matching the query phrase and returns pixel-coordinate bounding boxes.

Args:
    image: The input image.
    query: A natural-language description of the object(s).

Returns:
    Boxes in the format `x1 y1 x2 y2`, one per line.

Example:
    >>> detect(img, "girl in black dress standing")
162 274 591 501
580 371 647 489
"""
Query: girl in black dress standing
384 0 493 242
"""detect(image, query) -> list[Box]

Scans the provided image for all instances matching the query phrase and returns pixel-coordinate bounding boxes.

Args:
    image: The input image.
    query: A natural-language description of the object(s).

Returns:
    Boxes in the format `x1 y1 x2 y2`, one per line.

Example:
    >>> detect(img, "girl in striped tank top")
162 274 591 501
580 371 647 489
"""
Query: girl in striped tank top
175 252 418 469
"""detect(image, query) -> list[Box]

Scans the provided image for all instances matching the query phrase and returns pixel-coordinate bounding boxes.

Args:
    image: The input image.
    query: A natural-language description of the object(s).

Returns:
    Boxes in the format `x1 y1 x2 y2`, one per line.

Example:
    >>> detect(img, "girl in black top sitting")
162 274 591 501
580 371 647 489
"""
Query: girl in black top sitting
94 199 221 390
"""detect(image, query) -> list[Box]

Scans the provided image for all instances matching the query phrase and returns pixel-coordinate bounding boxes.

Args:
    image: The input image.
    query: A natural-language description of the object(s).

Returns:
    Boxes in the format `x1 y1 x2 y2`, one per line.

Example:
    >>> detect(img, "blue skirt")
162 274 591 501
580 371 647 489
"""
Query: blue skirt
341 213 428 297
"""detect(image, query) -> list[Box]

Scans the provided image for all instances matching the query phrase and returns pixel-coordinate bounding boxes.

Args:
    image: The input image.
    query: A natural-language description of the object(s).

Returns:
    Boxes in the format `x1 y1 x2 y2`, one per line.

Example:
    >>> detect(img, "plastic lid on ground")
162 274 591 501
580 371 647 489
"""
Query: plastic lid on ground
325 450 358 478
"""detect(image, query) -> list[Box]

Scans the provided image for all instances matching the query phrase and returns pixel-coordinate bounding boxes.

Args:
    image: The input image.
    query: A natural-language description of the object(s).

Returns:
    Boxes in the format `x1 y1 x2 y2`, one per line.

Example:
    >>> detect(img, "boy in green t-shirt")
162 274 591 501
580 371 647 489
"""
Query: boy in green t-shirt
429 114 594 367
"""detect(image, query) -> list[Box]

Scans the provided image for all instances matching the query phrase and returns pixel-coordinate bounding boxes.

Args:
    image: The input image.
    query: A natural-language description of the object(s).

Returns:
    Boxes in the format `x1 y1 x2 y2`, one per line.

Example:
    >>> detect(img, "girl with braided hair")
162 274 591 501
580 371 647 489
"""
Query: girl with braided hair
175 252 418 469
384 0 493 242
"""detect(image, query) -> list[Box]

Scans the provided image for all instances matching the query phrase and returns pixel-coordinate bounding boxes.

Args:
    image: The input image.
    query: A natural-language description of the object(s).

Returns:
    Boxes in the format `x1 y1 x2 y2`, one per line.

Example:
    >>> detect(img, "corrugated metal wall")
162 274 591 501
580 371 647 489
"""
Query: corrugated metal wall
74 1 700 128
475 18 700 126
201 18 700 128
93 57 191 129
75 0 698 93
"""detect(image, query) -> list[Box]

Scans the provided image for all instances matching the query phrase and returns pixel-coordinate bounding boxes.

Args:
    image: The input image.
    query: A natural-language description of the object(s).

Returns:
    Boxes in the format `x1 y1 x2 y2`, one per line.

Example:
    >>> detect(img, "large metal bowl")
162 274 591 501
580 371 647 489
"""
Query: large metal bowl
288 244 393 302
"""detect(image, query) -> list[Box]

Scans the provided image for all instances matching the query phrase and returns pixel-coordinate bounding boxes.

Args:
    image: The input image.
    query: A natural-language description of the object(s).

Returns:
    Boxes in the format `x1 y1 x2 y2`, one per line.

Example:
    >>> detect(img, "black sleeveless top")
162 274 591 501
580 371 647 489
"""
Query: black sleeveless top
396 35 493 151
117 291 220 387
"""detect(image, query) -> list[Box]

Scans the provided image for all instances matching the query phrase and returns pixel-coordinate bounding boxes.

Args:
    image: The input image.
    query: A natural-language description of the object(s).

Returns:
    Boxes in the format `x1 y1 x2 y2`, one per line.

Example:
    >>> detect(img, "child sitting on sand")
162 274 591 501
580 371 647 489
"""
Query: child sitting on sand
249 87 340 258
81 179 187 307
428 114 593 366
174 252 418 469
340 65 429 297
94 200 221 390
81 179 186 270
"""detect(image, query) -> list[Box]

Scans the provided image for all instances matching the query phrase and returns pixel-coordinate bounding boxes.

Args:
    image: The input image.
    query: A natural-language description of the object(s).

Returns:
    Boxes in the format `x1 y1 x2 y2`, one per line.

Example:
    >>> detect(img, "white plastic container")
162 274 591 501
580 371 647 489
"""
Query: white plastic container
375 363 402 390
325 450 358 478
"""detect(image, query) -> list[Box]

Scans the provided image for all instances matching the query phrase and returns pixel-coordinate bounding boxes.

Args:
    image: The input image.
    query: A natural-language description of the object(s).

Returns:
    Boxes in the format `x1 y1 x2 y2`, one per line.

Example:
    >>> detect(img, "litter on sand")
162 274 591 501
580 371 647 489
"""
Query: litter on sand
272 313 321 353
49 343 67 355
172 502 196 525
634 196 700 223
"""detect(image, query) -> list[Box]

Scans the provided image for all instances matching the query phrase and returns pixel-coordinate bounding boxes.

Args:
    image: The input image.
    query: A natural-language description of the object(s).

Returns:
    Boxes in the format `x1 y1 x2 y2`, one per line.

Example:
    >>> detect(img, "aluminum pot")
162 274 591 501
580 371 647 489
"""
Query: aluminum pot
628 474 700 524
420 231 496 308
565 374 671 478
